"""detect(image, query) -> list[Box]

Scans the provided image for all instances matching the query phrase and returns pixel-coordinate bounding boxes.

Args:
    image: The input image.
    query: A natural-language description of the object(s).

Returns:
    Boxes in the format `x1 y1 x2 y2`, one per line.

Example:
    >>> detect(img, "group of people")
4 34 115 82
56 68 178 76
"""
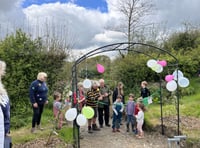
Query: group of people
28 72 150 139
76 79 150 139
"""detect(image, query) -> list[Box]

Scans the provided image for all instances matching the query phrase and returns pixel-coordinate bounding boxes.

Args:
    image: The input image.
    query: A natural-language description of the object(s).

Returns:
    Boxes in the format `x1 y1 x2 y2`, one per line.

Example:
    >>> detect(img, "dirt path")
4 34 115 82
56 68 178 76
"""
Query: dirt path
80 121 169 148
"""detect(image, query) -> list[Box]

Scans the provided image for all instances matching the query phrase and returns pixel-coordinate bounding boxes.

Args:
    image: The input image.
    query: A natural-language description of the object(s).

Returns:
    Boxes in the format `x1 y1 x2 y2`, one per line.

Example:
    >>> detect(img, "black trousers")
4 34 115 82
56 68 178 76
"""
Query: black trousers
32 104 44 128
98 105 110 126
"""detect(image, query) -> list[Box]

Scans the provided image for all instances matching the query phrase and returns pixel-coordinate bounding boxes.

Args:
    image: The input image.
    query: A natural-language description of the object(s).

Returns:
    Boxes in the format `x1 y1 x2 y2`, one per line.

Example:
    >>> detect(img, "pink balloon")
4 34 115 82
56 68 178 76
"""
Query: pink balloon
157 60 167 67
165 74 174 82
96 64 105 73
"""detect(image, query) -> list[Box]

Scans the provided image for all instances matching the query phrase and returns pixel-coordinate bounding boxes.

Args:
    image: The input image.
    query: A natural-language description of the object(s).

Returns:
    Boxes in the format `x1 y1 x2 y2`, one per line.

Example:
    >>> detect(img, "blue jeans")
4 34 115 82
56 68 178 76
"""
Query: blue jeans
126 115 135 130
112 112 122 129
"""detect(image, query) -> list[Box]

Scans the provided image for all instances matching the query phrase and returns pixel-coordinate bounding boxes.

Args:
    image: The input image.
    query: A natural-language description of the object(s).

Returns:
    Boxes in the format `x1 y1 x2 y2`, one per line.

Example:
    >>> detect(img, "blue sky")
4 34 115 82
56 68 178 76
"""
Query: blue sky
22 0 108 12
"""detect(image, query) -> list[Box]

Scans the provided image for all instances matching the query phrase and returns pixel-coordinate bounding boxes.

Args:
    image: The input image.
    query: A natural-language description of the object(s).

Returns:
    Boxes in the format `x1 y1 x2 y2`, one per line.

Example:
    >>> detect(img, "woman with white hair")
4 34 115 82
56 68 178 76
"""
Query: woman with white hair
29 72 48 133
0 60 11 147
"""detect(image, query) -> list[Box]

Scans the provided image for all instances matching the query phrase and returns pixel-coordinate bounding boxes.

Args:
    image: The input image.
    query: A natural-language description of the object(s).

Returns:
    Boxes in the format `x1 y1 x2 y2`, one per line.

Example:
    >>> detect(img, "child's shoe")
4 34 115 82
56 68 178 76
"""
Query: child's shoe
88 126 93 133
116 129 120 132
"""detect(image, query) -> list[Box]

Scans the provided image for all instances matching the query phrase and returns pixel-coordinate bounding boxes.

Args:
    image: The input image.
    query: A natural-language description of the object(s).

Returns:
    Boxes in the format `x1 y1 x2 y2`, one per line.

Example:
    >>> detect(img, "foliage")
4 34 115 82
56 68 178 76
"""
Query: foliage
58 127 74 144
164 30 200 51
77 55 111 80
0 29 69 125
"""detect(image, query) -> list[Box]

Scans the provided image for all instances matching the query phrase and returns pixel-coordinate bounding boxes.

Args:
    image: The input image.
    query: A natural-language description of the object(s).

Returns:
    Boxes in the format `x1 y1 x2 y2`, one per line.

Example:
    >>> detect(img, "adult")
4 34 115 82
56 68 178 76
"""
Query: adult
112 82 125 105
0 60 10 147
86 81 101 133
98 79 111 128
29 72 48 133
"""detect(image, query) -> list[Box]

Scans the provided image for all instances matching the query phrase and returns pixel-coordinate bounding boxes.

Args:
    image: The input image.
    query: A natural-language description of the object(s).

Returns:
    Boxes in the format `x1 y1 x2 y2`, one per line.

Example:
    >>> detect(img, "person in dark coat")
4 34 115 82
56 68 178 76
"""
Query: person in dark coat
29 72 48 133
98 79 111 128
140 81 150 98
112 82 125 104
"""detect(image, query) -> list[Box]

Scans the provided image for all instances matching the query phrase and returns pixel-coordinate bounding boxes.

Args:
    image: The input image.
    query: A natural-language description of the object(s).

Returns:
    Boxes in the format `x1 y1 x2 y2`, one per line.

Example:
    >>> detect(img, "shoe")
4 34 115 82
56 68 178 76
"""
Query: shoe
112 129 116 132
37 125 44 131
120 123 123 125
31 128 36 133
92 124 100 131
100 125 103 128
116 129 120 132
138 136 144 139
88 126 93 134
126 129 129 132
105 124 110 127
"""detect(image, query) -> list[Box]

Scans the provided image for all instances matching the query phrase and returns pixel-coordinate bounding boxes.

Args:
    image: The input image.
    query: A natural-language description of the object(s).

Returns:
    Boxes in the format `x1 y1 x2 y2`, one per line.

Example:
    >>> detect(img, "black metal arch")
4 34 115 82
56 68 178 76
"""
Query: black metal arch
71 42 180 148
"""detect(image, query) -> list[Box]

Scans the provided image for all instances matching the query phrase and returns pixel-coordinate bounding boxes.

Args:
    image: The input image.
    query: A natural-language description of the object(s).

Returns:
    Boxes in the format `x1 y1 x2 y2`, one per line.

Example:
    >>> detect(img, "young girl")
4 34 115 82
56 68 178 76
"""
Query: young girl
53 91 64 129
77 82 85 111
136 103 145 138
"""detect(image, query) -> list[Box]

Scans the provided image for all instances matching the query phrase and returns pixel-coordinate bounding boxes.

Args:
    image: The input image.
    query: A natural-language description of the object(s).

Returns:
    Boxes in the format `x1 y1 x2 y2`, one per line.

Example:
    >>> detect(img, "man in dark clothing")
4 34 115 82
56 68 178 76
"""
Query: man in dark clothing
98 79 111 128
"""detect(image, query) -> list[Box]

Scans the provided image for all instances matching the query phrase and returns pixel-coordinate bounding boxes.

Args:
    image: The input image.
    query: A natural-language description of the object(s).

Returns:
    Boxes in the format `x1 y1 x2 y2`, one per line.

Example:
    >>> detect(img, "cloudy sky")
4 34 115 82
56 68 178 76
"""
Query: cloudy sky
0 0 200 59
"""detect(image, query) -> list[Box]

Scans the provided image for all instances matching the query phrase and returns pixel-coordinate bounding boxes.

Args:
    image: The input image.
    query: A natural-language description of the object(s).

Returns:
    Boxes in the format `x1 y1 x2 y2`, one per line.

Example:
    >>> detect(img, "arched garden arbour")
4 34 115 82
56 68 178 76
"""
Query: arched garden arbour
71 42 180 148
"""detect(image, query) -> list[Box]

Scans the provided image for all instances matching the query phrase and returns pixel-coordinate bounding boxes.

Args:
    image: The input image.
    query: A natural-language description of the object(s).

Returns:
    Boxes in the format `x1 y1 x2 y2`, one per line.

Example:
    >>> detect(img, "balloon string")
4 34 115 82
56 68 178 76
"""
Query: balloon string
85 58 88 78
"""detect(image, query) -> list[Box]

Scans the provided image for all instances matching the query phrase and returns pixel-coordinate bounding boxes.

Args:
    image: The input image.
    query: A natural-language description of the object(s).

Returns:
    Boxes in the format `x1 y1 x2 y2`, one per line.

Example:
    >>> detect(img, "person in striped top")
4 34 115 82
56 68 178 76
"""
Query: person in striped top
86 81 101 133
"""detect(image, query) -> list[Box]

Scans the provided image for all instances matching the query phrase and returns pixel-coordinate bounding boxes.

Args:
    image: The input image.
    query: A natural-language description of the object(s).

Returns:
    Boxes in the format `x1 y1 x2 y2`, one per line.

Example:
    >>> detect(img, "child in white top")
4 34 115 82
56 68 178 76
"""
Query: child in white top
136 103 145 138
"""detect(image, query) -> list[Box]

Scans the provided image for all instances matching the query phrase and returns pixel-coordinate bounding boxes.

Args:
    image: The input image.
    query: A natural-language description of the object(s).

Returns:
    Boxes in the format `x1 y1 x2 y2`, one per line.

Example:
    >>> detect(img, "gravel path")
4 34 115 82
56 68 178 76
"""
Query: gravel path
80 121 169 148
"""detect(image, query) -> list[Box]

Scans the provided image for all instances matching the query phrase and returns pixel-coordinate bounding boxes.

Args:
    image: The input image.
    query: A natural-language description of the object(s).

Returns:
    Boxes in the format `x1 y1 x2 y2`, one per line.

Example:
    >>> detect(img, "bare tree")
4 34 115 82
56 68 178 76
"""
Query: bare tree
115 0 154 44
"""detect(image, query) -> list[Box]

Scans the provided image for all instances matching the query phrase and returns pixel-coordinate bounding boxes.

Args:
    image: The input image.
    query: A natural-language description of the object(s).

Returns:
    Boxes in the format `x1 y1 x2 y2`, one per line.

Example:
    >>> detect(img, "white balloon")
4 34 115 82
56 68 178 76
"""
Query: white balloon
166 80 177 92
83 79 92 89
68 91 72 96
155 64 163 73
65 108 77 121
76 114 87 126
172 70 184 80
147 59 157 68
178 77 189 88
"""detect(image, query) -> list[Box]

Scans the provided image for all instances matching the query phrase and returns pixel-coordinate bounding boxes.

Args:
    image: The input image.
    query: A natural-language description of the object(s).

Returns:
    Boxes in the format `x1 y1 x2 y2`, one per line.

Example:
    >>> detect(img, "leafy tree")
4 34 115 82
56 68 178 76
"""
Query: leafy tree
0 29 68 119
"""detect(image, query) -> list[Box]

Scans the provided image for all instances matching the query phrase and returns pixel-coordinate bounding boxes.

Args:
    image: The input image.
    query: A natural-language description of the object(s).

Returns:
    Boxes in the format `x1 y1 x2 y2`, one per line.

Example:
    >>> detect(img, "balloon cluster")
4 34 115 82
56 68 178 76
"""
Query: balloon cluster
147 59 167 73
65 106 94 126
165 70 190 92
147 59 190 92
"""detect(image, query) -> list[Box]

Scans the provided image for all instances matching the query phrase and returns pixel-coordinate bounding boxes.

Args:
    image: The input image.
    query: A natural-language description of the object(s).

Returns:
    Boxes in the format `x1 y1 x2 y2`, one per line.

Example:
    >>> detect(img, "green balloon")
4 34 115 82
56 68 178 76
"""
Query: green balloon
82 106 94 119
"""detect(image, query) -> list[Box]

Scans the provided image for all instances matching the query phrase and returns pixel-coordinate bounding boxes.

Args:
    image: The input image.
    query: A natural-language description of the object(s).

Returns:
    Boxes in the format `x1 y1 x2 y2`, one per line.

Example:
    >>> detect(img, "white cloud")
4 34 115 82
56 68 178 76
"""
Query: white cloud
0 0 200 61
93 30 125 43
153 0 200 29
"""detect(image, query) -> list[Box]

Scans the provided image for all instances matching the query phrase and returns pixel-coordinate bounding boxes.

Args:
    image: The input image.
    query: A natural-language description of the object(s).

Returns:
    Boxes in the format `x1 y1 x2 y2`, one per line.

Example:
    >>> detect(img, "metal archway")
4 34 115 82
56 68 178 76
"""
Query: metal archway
71 42 180 148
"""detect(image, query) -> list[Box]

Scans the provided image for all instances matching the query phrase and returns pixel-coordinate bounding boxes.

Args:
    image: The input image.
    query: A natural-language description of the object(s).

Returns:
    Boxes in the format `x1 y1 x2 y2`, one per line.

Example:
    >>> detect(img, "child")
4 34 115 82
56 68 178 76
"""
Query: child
53 91 64 129
126 93 135 132
112 95 124 132
133 100 140 134
136 103 145 138
77 82 85 111
140 81 150 98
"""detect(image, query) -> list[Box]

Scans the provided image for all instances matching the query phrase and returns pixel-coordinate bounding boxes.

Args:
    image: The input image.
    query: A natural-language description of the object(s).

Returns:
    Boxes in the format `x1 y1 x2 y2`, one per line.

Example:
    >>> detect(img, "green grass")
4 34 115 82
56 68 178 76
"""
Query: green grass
145 77 200 144
11 108 73 145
